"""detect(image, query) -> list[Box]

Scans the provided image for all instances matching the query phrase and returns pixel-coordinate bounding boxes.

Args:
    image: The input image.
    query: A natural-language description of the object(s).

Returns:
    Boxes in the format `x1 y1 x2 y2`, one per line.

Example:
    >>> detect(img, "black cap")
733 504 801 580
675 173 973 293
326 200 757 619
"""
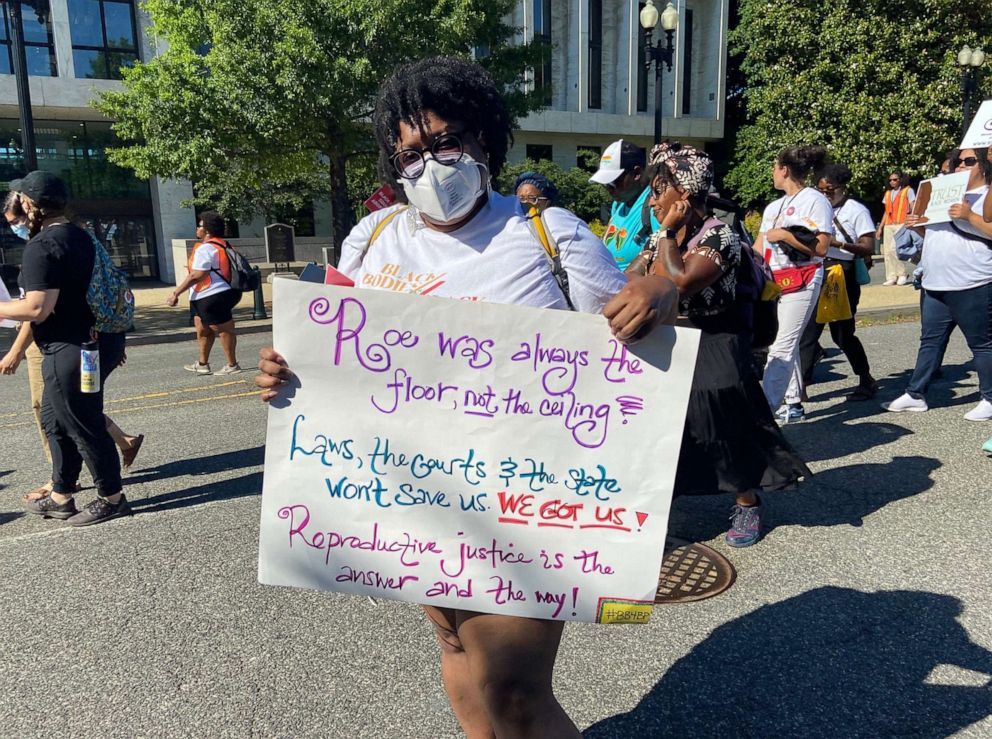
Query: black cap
9 170 69 207
617 141 646 169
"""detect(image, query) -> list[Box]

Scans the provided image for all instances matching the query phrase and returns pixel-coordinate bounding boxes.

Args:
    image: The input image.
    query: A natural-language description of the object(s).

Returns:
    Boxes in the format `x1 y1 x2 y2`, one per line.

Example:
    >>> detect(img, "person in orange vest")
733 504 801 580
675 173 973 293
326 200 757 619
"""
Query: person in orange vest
166 211 243 375
877 171 916 285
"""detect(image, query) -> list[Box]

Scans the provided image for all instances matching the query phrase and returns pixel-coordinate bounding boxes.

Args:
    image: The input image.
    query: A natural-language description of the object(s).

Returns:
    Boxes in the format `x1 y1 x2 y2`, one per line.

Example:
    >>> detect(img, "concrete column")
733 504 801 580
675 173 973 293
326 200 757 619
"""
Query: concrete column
49 0 75 79
577 0 587 112
150 177 196 282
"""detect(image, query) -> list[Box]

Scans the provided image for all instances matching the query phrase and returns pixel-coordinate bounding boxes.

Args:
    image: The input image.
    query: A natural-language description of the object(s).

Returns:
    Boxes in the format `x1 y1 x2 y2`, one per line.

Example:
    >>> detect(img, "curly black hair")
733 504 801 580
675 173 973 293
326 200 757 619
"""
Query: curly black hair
372 56 513 191
199 210 226 237
817 162 853 188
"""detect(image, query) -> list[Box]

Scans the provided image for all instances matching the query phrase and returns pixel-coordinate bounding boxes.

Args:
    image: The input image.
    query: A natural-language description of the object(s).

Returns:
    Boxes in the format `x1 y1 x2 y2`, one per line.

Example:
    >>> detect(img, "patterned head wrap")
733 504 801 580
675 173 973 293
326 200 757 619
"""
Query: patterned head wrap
513 171 559 204
648 141 714 196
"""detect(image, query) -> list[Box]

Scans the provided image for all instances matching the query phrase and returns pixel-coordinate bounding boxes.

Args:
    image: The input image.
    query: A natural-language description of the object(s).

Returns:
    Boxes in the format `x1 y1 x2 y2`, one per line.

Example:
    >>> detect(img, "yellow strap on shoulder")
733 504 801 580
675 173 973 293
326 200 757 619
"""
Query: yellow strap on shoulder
527 206 557 259
364 205 409 258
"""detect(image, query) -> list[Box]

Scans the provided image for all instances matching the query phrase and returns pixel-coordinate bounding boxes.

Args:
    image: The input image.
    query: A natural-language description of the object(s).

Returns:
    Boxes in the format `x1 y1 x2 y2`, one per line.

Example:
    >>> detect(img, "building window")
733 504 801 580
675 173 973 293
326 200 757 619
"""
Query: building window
0 119 158 279
69 0 140 80
681 8 694 115
636 4 648 112
526 144 553 162
588 0 602 109
533 0 552 106
0 6 57 76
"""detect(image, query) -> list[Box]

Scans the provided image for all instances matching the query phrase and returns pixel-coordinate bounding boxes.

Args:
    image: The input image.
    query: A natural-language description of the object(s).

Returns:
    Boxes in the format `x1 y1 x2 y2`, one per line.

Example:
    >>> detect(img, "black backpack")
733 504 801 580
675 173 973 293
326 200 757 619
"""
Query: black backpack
207 238 261 293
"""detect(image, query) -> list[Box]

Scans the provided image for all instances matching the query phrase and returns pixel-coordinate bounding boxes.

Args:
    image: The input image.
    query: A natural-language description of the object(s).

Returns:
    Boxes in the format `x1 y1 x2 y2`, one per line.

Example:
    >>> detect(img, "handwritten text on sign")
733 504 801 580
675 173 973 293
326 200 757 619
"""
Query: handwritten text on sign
258 279 699 623
921 171 971 225
960 99 992 150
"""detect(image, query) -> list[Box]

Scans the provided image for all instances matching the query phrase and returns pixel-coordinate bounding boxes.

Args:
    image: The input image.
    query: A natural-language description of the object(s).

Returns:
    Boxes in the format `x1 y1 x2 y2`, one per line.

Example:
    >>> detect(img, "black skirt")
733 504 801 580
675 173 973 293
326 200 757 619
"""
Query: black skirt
673 329 811 496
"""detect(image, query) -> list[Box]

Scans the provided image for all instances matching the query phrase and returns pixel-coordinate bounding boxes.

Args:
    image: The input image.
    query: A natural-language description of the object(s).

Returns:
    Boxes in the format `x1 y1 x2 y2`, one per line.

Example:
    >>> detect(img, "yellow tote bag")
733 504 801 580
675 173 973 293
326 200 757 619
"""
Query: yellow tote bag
815 264 852 324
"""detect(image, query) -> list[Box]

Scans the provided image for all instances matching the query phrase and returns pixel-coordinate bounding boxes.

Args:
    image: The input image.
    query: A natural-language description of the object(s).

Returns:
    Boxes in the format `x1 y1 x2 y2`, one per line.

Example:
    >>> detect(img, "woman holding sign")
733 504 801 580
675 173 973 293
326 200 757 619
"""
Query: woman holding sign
256 56 677 738
884 148 992 420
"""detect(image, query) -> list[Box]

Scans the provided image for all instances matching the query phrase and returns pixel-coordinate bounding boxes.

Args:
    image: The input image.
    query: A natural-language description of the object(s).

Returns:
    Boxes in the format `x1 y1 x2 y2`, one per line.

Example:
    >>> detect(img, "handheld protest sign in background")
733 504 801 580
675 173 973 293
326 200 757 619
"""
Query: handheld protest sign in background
920 171 971 225
257 279 699 624
960 100 992 150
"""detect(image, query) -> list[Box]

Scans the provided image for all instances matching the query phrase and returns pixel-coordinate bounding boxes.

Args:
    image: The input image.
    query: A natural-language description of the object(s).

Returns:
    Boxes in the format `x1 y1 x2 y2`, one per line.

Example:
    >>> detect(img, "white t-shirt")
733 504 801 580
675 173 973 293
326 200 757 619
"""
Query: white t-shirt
190 240 233 300
919 187 992 291
339 193 627 314
827 198 875 261
759 187 834 270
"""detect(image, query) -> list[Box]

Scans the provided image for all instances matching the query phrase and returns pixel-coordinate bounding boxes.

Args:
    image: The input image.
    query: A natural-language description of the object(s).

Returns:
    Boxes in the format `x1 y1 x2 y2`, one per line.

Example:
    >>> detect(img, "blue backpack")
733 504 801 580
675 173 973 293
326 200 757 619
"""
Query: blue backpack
87 232 135 334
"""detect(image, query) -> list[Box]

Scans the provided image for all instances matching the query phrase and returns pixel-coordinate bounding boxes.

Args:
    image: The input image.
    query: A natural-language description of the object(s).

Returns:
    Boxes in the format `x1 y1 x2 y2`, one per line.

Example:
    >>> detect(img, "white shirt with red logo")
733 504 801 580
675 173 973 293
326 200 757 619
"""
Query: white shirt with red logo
338 192 626 314
759 187 834 270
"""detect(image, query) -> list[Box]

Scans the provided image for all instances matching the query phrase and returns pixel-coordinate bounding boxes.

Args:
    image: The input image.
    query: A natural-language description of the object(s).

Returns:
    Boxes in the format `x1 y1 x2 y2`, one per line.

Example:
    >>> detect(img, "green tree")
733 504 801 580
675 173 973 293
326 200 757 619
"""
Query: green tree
726 0 992 209
96 0 544 244
495 151 611 224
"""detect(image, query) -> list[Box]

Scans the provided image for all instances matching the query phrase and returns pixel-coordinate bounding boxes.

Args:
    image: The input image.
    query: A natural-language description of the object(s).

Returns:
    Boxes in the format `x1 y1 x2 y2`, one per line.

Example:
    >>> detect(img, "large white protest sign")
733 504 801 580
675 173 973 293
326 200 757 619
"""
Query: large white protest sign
921 171 971 225
960 100 992 150
258 279 699 623
0 279 16 329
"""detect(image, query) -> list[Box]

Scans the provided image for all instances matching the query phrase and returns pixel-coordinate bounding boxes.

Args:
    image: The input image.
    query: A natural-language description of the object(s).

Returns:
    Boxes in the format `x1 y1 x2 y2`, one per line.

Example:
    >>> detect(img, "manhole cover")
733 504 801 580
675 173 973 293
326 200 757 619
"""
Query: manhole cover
655 537 736 604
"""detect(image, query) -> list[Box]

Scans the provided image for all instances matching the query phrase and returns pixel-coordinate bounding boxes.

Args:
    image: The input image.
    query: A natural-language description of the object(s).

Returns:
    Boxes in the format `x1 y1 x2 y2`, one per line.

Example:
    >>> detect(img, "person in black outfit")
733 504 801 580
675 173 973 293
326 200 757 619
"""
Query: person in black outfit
627 143 810 547
0 171 129 525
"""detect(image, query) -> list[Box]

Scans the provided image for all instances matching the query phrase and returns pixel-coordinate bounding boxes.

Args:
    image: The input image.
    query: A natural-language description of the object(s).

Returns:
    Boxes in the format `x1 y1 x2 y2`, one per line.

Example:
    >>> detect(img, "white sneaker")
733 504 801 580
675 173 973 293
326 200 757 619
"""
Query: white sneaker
882 278 897 286
184 361 212 375
882 393 928 412
896 275 909 286
964 399 992 421
215 363 243 376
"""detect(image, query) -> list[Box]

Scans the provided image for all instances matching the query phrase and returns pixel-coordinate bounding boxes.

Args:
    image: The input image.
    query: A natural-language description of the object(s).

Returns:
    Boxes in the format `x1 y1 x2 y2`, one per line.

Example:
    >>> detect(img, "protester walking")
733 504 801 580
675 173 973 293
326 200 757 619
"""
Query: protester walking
798 163 878 400
877 171 916 285
754 146 833 422
0 171 129 525
167 211 242 375
590 139 660 270
883 148 992 419
626 142 810 547
256 56 677 739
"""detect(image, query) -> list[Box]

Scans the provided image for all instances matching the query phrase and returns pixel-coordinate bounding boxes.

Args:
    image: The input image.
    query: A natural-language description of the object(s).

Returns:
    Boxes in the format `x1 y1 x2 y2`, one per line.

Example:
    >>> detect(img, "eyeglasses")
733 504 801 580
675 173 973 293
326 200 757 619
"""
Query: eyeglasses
519 195 549 207
956 156 979 167
390 132 469 179
817 186 837 194
887 177 901 182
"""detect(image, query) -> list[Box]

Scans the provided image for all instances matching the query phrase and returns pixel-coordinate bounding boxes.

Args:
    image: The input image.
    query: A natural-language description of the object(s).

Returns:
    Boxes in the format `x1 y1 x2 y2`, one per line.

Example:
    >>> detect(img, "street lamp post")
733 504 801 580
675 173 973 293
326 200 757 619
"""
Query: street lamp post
1 0 49 172
639 0 679 144
957 44 987 139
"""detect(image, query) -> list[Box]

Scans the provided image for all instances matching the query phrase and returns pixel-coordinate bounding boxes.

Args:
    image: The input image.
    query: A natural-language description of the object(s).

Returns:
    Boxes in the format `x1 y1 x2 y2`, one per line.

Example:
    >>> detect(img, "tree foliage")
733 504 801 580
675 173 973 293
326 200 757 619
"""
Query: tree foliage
726 0 992 209
96 0 544 243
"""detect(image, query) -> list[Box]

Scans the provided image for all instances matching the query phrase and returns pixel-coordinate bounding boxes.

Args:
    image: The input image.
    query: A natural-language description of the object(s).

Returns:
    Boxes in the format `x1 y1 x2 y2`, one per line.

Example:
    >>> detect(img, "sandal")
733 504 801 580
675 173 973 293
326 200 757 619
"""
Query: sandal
122 434 145 473
22 481 82 503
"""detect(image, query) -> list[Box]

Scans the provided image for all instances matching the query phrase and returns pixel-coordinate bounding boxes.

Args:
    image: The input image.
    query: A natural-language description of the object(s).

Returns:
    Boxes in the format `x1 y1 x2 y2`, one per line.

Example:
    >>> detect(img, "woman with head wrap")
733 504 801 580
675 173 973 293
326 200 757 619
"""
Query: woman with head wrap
513 171 559 213
627 142 810 548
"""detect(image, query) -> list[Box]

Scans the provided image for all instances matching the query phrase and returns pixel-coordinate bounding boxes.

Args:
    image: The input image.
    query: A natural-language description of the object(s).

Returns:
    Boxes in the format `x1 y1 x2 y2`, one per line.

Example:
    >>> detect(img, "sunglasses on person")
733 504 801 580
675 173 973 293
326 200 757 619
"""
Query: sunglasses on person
818 185 838 194
390 131 473 180
887 177 901 183
518 195 549 207
955 156 980 167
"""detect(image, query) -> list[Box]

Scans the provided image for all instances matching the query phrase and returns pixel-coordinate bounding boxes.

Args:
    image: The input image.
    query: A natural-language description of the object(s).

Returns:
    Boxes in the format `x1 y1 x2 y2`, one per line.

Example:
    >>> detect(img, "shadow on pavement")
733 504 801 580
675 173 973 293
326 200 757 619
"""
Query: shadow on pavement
584 587 992 739
0 468 11 492
669 455 940 543
136 470 263 514
126 446 265 484
0 511 24 525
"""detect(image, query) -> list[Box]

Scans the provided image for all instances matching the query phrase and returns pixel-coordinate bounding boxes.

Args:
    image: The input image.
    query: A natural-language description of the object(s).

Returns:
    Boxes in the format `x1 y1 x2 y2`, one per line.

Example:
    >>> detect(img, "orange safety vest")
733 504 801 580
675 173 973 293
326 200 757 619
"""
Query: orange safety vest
188 238 232 293
883 186 911 225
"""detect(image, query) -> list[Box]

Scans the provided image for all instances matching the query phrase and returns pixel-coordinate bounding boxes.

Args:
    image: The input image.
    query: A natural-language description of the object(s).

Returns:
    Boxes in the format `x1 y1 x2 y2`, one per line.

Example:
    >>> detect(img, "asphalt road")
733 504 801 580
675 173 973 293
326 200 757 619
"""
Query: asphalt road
0 325 990 738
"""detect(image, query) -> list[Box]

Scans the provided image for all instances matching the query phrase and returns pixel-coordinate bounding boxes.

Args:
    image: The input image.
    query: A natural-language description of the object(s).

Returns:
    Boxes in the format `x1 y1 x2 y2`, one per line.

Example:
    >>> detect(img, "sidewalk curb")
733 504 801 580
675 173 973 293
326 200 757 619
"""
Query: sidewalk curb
126 320 273 347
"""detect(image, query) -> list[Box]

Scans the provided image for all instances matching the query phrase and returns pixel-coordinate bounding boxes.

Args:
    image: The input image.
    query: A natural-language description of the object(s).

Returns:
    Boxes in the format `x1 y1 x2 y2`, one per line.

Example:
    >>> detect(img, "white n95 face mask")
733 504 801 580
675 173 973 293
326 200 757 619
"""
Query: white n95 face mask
401 156 487 225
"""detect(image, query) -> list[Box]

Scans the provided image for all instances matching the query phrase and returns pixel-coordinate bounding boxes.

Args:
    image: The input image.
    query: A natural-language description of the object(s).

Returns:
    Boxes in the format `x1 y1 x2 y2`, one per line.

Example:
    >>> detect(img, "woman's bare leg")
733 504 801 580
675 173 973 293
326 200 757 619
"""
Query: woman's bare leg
424 606 579 738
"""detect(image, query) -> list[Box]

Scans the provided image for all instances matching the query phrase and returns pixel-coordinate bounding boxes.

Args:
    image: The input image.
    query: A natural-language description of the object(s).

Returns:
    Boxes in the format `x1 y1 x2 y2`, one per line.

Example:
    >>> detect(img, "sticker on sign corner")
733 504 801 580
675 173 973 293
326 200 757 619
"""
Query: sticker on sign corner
596 597 654 624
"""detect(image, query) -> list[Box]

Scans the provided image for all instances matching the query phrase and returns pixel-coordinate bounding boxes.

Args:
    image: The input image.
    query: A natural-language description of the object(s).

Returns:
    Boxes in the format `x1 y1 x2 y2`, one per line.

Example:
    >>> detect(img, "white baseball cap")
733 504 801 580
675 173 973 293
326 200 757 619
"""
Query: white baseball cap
588 139 646 185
